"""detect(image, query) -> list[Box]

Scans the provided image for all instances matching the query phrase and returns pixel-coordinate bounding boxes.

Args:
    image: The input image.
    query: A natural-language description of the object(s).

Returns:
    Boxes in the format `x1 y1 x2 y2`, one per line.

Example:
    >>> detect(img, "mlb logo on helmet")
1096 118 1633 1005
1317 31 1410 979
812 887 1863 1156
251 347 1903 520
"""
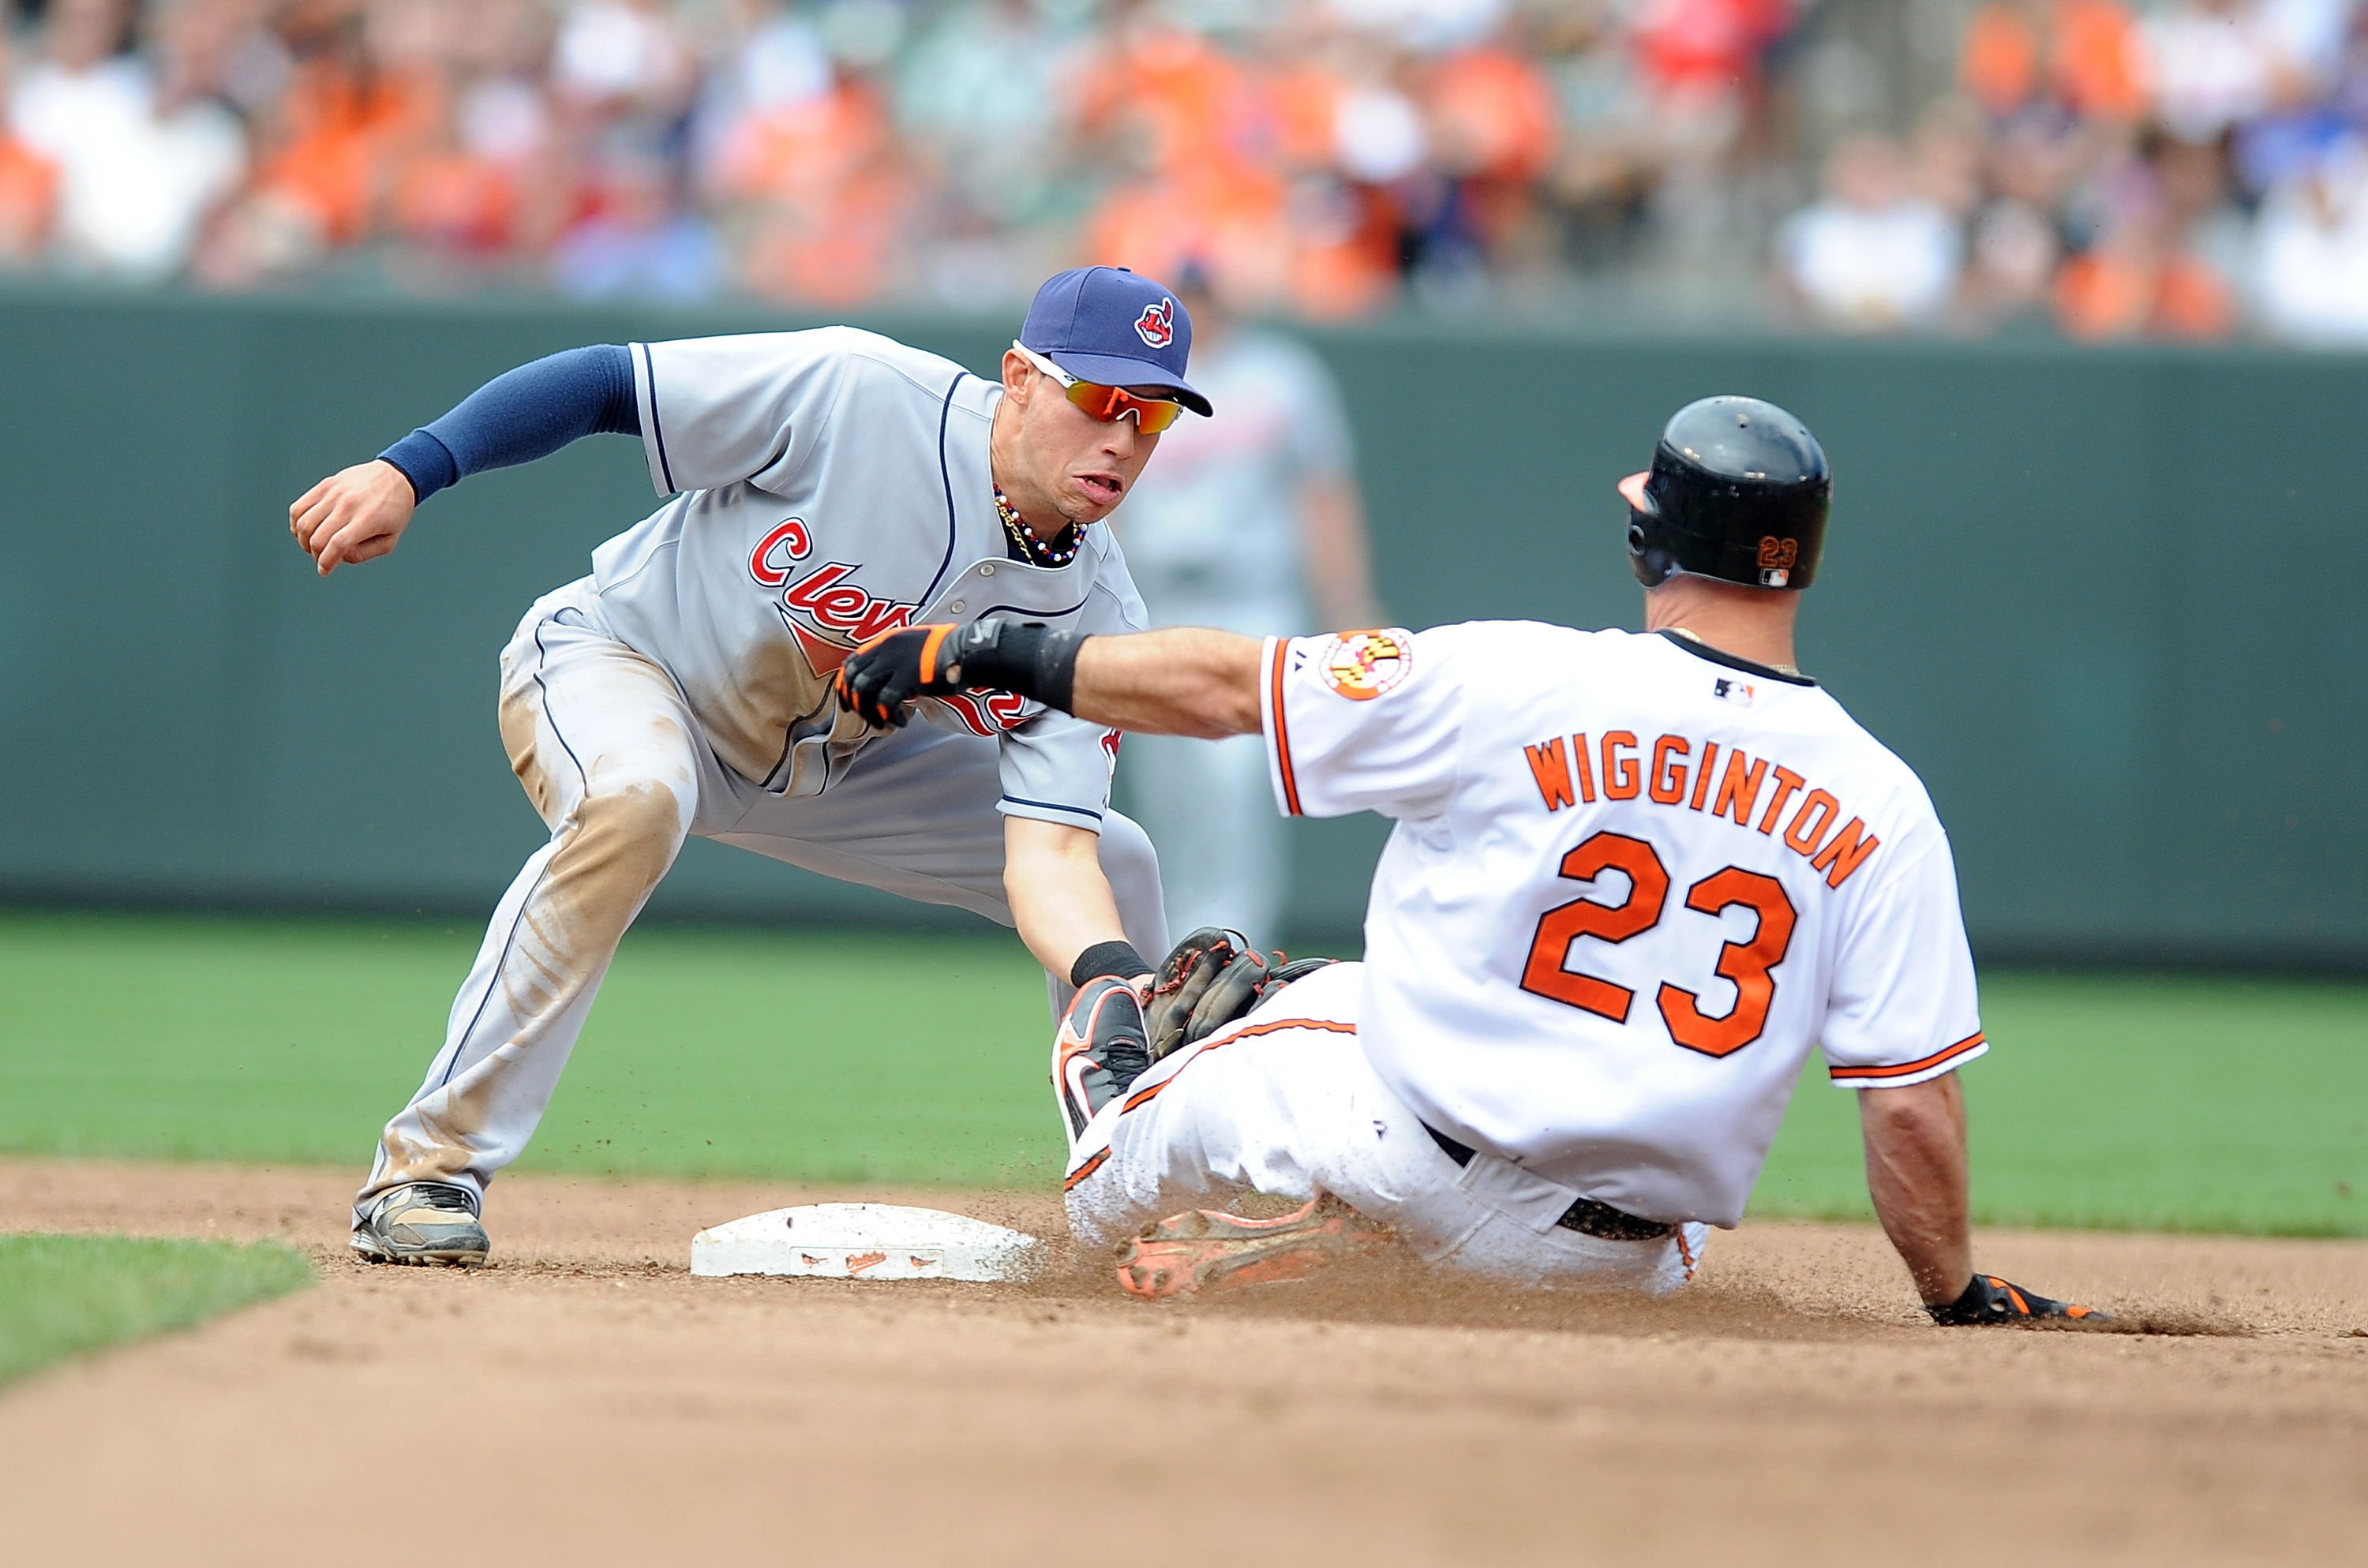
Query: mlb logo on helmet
1020 267 1213 417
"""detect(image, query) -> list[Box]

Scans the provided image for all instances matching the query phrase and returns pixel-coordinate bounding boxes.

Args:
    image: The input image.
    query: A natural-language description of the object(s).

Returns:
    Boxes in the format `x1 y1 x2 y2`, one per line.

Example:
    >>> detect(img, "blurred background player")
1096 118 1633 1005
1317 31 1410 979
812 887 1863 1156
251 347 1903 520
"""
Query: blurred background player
1110 265 1380 940
837 395 2100 1325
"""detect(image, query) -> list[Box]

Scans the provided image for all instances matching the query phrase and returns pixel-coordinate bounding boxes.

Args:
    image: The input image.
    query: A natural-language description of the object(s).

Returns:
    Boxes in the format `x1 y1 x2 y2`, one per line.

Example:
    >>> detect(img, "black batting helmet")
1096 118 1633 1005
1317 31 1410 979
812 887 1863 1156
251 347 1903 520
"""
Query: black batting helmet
1621 396 1830 592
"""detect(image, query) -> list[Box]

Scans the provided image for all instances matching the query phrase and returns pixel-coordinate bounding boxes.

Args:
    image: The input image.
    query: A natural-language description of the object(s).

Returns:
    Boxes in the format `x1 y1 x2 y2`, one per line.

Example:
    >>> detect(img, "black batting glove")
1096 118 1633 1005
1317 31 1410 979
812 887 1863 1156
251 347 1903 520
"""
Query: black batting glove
835 616 1087 728
834 623 973 728
1927 1273 2108 1326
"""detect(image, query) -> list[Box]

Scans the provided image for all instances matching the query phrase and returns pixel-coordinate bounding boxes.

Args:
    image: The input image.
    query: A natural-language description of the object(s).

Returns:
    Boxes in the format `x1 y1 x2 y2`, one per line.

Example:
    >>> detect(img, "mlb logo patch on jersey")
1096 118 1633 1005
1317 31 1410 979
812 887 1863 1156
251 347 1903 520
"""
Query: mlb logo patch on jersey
1320 630 1413 702
1713 676 1755 707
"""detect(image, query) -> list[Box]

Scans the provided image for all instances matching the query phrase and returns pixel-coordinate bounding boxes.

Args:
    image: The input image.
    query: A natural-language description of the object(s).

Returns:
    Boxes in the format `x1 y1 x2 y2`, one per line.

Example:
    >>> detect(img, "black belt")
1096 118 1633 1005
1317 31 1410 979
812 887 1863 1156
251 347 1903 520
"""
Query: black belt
1423 1124 1675 1243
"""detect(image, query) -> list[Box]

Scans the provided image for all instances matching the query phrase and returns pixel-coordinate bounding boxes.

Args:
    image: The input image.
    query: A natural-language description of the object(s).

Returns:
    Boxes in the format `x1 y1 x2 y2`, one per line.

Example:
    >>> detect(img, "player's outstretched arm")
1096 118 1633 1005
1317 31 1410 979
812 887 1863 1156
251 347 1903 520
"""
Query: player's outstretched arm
1070 629 1261 736
290 459 417 577
1002 817 1144 981
836 621 1261 737
1858 1074 1974 1308
1860 1074 2105 1325
288 345 639 578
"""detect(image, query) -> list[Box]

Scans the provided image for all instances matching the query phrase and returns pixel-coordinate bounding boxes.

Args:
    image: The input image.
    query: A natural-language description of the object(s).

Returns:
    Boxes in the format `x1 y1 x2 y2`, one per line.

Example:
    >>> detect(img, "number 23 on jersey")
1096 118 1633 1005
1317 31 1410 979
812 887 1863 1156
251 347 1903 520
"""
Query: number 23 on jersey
1520 831 1798 1059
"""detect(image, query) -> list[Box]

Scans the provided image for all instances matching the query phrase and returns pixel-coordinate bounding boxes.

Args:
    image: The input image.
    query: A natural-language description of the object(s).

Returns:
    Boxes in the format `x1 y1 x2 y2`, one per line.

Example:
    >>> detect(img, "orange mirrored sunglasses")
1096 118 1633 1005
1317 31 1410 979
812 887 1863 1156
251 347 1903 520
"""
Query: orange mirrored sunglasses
1014 343 1186 434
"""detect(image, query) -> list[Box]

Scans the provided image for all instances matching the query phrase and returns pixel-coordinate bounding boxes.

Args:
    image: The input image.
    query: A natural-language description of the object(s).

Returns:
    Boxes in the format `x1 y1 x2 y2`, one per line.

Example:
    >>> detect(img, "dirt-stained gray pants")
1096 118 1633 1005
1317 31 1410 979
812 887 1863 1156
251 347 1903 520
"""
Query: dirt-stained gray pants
356 579 1167 1222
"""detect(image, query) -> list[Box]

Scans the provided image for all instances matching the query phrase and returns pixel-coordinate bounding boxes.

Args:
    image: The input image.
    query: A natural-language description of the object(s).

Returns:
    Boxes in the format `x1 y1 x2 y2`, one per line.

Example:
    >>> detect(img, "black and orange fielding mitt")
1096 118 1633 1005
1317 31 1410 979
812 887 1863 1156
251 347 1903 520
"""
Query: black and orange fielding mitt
1928 1274 2108 1326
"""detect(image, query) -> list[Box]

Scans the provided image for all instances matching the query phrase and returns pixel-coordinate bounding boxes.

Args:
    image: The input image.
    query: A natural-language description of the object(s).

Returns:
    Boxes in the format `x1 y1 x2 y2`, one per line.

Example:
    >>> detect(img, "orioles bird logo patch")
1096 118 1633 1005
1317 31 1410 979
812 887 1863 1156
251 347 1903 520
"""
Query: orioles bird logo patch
1319 630 1413 701
1134 298 1176 350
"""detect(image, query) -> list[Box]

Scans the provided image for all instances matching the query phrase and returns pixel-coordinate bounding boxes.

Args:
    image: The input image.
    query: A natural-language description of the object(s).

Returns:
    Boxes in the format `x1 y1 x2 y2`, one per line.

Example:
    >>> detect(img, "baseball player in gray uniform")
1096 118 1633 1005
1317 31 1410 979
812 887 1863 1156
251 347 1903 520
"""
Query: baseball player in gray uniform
289 267 1208 1267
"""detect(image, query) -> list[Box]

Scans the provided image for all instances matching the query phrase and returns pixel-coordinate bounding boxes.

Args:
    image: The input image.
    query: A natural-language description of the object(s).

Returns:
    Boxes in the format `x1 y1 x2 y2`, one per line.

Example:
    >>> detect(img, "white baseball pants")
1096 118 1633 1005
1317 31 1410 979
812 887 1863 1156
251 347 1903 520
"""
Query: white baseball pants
356 578 1167 1220
1062 962 1710 1293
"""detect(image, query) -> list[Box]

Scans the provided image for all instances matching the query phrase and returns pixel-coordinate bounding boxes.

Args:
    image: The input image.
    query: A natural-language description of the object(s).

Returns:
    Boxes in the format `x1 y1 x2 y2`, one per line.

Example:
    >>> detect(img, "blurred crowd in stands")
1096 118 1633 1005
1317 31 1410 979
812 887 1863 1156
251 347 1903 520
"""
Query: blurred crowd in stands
1778 0 2368 342
1 0 2364 342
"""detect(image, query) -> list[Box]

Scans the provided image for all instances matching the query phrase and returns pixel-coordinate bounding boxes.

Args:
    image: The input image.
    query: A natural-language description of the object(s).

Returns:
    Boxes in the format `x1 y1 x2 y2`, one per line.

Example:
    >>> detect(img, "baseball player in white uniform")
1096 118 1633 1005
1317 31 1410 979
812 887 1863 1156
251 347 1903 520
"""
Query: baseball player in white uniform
289 267 1208 1267
837 396 2100 1325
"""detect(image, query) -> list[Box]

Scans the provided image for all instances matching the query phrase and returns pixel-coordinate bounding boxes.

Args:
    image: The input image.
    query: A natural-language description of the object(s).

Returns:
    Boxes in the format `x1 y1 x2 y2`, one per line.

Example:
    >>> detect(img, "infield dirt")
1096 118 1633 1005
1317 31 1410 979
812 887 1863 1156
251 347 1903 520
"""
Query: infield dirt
2 1155 2362 1566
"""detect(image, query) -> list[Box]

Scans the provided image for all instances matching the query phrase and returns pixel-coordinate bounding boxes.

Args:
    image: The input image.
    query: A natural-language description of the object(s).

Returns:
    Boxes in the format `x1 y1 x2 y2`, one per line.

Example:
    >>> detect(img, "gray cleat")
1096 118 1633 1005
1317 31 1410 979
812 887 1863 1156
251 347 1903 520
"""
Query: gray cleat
352 1181 489 1267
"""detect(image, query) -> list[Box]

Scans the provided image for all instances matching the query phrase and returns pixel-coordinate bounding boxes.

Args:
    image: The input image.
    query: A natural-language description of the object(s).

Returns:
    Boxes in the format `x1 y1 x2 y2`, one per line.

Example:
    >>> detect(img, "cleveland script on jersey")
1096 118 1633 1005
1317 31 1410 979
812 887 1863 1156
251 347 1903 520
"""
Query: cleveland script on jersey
1259 623 1984 1228
594 327 1141 825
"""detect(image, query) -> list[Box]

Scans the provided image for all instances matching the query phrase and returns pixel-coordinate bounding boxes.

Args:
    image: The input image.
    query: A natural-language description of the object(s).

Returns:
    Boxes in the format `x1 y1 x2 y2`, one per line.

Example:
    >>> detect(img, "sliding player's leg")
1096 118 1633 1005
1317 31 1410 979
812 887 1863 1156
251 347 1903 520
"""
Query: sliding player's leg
1063 960 1707 1296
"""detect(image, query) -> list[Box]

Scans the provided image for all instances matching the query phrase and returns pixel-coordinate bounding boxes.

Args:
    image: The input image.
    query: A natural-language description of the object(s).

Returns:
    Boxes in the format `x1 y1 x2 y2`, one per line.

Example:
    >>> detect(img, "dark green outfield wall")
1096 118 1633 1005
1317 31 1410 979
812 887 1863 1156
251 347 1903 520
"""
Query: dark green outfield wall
1 287 2361 963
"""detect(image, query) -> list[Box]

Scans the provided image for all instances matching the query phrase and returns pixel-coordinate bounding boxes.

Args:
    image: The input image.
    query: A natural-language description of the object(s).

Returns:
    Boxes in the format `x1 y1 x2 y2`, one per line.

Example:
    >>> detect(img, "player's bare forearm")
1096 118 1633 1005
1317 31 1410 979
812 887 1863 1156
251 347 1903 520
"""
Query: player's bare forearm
290 458 416 576
835 623 1260 735
1858 1073 1974 1307
1070 629 1263 738
1003 816 1131 978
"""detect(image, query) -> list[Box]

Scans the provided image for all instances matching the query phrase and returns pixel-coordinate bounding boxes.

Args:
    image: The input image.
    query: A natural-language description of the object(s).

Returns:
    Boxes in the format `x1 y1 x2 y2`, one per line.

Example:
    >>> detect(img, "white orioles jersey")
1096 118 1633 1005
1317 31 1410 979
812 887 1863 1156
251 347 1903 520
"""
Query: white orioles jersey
1260 623 1984 1229
590 327 1144 829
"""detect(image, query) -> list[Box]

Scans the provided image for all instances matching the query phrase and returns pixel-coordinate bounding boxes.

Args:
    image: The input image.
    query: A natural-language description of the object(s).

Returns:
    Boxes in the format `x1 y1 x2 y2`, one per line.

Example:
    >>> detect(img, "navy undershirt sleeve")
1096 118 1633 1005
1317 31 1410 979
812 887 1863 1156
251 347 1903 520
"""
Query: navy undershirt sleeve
377 344 640 504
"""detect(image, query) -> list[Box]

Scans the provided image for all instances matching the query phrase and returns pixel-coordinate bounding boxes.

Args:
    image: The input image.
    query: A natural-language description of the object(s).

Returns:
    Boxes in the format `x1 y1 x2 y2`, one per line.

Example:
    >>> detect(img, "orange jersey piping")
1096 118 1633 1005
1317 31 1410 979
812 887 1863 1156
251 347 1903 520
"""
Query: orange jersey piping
1062 1147 1111 1191
1119 1016 1355 1116
1268 639 1303 816
1827 1031 1987 1083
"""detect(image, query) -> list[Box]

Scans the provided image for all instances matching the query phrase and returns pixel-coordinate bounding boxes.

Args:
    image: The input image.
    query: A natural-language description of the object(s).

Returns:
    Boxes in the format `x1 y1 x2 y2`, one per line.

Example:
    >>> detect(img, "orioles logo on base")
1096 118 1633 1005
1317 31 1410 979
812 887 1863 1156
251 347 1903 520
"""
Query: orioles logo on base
1319 630 1412 701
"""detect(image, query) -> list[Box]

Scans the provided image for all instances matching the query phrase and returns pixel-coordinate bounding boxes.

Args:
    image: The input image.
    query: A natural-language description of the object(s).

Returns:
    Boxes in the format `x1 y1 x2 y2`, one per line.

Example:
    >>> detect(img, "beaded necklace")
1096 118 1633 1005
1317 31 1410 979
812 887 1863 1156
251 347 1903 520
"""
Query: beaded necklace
995 485 1083 568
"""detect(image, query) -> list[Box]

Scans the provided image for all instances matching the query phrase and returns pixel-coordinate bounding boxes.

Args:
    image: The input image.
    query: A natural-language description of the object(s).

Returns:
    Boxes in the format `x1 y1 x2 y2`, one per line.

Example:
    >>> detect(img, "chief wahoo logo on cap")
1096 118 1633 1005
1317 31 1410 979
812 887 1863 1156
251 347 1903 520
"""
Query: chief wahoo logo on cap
1134 298 1175 350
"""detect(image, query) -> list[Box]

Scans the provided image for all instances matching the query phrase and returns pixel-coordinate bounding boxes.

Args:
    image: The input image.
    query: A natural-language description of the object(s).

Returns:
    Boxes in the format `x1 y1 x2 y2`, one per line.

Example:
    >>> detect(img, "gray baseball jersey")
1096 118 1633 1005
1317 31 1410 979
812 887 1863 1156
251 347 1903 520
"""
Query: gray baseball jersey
590 327 1145 830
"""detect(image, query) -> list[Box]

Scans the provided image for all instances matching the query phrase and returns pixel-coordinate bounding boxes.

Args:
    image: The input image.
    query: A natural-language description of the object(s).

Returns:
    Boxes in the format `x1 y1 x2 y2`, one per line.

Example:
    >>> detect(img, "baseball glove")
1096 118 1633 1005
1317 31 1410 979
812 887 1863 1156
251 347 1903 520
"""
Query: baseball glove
1927 1273 2107 1326
1145 927 1338 1064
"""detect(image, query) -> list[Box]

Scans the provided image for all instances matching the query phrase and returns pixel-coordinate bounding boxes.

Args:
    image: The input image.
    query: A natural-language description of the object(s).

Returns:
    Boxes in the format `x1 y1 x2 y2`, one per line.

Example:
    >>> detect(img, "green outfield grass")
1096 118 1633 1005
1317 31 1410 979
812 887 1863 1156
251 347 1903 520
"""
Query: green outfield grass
0 911 1067 1187
1754 971 2368 1235
0 1234 314 1385
1 911 2362 1236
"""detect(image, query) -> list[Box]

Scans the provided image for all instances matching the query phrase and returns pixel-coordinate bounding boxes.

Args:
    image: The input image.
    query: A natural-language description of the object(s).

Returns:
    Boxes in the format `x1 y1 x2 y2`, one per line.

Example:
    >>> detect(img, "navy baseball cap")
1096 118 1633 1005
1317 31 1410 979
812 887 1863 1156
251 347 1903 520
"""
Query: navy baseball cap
1021 267 1212 417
